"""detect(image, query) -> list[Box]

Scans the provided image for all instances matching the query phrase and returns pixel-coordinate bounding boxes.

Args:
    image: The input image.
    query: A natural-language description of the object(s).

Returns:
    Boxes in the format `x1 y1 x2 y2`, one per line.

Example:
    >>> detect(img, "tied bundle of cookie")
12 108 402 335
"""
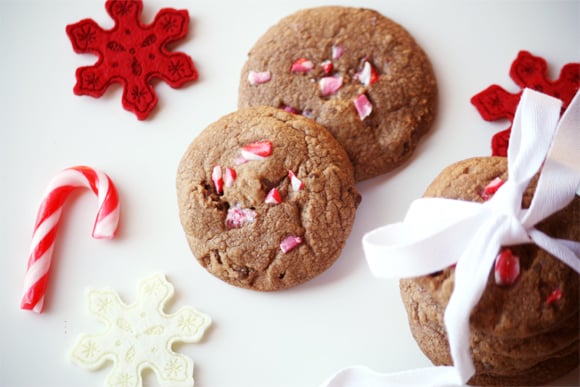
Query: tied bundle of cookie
321 89 579 386
176 6 437 291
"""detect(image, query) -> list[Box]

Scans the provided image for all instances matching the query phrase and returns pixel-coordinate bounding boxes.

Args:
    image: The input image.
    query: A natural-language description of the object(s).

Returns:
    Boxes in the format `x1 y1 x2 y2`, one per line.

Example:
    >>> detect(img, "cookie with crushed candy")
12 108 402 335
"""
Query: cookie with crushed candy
400 157 579 385
176 106 360 291
238 6 437 181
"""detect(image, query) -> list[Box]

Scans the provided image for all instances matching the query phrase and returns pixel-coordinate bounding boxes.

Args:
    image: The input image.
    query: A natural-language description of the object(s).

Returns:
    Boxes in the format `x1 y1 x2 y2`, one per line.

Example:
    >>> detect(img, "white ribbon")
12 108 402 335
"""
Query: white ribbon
320 89 580 387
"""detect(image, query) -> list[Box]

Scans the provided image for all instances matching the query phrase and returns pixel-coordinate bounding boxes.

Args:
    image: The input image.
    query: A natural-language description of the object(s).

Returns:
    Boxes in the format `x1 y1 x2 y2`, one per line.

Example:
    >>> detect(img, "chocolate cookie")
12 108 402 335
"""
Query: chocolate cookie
176 106 361 291
400 157 579 385
238 6 437 181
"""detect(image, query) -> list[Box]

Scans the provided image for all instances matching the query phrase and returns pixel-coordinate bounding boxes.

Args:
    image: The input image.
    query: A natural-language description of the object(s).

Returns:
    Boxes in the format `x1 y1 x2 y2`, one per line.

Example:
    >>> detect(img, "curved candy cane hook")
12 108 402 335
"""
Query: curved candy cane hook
20 166 121 313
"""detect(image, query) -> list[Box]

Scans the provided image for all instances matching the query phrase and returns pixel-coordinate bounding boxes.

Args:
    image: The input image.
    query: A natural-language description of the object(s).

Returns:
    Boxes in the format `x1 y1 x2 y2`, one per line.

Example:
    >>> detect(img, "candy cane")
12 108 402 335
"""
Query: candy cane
20 166 120 313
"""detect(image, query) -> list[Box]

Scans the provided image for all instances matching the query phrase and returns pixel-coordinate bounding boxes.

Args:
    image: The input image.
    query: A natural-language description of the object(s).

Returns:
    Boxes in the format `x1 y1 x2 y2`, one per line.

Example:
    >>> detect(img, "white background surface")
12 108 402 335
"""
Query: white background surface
1 0 578 386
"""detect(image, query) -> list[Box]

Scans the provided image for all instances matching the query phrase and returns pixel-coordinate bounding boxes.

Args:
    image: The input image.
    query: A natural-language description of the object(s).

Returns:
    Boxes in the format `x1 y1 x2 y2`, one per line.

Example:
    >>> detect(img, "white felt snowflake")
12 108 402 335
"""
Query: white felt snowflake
70 273 211 387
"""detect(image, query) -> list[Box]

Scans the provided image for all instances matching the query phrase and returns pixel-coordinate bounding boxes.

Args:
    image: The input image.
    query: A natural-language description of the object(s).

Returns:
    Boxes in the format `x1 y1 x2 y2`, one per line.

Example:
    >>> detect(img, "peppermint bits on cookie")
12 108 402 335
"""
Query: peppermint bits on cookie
494 248 520 286
354 94 373 120
291 58 314 73
481 177 504 201
239 6 437 181
288 170 304 191
265 188 282 204
177 106 360 291
240 140 273 161
212 165 223 194
280 235 302 253
248 70 271 85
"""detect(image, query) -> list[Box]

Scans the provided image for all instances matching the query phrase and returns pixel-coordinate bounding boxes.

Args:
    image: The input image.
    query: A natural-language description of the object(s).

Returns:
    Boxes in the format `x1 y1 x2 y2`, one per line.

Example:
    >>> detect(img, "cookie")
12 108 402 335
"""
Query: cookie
238 6 437 181
399 157 579 385
176 106 361 291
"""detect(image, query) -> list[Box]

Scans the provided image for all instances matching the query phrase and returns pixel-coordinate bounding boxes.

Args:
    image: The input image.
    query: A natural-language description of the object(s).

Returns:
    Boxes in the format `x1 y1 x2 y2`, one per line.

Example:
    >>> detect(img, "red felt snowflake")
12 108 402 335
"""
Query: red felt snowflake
471 51 579 156
66 0 198 120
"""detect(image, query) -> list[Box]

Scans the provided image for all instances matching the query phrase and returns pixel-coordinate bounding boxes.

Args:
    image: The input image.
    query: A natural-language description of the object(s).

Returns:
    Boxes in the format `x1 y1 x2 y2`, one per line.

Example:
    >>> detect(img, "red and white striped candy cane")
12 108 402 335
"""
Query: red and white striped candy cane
21 166 120 313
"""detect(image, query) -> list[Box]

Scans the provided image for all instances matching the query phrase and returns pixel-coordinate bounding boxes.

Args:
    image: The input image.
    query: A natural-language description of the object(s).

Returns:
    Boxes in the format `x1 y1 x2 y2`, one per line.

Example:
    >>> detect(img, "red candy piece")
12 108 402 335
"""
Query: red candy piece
355 61 379 87
265 188 282 204
241 141 273 161
471 51 579 156
319 75 343 96
494 248 520 286
481 177 504 201
288 170 304 191
545 288 563 305
282 105 299 114
354 93 373 120
332 45 344 60
212 165 223 194
321 60 333 75
66 0 198 120
248 70 271 85
226 206 256 229
280 235 302 253
224 167 236 188
291 58 314 73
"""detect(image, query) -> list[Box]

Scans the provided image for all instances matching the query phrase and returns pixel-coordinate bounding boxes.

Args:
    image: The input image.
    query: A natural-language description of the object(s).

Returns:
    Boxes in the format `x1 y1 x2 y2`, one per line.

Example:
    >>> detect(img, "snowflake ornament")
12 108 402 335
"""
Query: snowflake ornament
70 273 211 387
471 51 579 156
66 0 198 120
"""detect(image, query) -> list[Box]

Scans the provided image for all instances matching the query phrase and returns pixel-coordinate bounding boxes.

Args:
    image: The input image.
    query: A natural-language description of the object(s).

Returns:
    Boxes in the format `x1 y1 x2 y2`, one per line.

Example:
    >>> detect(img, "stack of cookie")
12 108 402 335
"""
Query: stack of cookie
400 157 579 385
176 6 578 384
177 6 437 290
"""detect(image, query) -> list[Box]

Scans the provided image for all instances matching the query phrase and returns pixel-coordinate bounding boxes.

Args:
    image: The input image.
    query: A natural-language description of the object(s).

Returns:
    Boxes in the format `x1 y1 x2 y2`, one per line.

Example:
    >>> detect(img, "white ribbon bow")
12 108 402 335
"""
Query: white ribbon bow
320 89 580 387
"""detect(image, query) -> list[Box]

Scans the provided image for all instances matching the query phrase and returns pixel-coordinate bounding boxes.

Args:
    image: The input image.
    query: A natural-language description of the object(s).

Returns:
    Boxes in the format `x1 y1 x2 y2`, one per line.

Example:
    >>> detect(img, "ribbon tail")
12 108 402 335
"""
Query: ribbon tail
529 229 580 273
444 218 506 383
318 365 462 387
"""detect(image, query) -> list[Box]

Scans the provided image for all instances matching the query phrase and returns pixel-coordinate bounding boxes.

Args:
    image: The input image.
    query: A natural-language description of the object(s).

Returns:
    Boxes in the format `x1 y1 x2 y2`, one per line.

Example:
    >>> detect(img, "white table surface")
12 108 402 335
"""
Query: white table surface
1 0 578 386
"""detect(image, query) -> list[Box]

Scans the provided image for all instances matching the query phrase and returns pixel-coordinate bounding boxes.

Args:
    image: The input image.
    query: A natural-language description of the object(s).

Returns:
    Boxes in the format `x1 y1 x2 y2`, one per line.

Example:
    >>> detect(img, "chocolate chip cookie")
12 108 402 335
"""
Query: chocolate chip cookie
238 6 437 181
400 157 579 385
177 106 361 291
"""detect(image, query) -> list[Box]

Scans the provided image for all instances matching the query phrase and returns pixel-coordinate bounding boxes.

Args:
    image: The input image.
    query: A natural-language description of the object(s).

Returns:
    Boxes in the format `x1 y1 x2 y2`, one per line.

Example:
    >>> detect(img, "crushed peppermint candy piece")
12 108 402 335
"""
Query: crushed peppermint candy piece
355 61 379 86
494 248 520 286
241 141 273 161
248 70 271 85
212 165 223 194
226 206 256 228
481 177 504 201
282 105 299 114
224 167 236 188
265 187 282 204
354 93 373 120
233 156 248 166
319 75 343 96
280 235 302 253
545 288 563 305
321 59 333 75
332 45 344 60
288 170 304 191
291 58 314 73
